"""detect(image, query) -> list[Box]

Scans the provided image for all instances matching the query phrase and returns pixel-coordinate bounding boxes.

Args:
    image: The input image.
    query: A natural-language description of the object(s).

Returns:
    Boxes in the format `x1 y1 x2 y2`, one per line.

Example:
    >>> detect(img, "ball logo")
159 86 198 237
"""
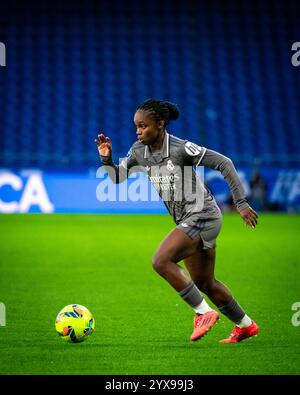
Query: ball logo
184 141 202 156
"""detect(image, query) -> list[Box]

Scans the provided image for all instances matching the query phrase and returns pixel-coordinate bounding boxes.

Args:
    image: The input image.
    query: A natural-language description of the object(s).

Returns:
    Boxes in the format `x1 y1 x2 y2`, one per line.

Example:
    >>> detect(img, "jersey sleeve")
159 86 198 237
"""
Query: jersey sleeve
181 140 207 166
200 149 250 212
100 144 139 184
118 146 138 171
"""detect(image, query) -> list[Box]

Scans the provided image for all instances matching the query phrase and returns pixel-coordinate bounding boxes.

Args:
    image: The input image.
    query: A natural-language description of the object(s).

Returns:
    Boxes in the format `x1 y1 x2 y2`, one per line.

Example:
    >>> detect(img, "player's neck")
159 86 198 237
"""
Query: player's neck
149 130 166 152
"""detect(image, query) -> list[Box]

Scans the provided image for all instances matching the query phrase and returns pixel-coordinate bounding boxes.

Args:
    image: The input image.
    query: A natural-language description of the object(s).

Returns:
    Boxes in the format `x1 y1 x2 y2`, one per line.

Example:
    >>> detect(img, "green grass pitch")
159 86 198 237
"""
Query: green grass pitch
0 213 299 375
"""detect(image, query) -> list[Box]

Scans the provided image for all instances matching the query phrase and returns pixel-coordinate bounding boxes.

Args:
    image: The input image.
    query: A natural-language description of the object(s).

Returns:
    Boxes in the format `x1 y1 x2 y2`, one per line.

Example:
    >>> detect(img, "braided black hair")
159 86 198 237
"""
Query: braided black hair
136 98 179 126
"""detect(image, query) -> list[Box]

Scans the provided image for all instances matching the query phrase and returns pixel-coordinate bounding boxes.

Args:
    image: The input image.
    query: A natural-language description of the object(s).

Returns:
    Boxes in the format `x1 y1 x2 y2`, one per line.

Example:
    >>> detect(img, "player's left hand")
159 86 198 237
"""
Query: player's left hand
239 206 258 228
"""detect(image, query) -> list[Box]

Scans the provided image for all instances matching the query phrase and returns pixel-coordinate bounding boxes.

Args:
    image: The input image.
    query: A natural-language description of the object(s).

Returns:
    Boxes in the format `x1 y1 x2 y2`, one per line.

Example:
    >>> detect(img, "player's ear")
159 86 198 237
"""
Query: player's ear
158 120 165 130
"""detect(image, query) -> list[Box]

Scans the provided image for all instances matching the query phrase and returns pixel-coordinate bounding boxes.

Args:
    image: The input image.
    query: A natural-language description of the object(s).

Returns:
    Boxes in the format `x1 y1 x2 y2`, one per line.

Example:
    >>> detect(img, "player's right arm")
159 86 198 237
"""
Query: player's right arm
95 133 112 157
95 133 138 184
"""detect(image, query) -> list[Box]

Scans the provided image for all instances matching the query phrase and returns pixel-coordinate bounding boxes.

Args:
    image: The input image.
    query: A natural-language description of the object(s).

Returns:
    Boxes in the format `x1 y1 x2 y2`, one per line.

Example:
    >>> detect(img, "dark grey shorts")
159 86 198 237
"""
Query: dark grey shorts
176 216 222 249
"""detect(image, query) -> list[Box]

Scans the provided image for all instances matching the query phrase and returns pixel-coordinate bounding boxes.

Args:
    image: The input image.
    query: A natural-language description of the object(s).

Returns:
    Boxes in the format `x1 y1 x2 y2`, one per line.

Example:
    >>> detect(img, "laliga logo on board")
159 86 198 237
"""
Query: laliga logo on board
0 171 54 213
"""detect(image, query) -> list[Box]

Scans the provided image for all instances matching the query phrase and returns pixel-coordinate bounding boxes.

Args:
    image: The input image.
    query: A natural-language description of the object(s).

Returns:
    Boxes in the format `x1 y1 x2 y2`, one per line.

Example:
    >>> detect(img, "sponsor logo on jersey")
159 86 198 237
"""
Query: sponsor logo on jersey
184 141 202 156
148 173 180 191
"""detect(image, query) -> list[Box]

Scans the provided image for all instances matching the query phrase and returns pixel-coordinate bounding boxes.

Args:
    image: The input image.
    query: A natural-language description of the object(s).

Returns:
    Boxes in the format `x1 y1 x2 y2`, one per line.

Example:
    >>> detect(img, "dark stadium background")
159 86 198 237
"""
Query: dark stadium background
0 0 299 213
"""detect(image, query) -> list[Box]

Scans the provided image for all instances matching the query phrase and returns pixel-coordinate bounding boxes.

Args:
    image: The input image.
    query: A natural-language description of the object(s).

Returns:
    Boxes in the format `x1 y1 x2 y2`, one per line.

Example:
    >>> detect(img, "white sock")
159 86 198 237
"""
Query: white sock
193 299 213 315
237 314 252 328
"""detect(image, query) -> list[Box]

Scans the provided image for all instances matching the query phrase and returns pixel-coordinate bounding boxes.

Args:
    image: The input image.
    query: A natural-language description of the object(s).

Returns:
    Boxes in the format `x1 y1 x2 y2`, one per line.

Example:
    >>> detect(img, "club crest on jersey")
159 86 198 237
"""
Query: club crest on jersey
166 160 175 171
184 141 202 156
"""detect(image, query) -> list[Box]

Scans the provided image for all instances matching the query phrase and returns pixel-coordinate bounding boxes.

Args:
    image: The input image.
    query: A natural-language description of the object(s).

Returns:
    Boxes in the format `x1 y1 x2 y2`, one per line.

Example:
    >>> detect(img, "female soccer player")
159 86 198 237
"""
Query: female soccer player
95 99 259 343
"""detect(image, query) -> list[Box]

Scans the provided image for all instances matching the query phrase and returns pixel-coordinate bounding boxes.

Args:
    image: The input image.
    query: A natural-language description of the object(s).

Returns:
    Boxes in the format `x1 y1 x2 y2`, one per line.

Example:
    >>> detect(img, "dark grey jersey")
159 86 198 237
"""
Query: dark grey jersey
100 132 249 224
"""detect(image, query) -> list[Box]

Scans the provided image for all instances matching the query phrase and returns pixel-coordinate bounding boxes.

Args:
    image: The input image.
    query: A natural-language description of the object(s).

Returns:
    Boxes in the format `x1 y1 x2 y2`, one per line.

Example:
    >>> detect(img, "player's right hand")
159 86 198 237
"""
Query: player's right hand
95 133 112 157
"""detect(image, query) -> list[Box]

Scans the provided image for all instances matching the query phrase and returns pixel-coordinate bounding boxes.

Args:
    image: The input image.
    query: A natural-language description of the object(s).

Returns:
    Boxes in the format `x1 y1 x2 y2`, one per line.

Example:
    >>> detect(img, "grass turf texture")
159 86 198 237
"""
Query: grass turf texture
0 213 299 375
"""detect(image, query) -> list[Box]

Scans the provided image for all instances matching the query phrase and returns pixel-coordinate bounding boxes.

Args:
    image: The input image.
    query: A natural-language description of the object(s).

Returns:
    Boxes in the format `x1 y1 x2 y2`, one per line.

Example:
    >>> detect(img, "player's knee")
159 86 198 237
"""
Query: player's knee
152 252 169 275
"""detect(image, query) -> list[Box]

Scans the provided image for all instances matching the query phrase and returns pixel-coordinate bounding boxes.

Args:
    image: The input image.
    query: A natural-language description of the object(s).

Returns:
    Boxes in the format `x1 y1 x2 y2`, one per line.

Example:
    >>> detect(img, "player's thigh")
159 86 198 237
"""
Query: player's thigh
153 228 202 264
184 248 216 282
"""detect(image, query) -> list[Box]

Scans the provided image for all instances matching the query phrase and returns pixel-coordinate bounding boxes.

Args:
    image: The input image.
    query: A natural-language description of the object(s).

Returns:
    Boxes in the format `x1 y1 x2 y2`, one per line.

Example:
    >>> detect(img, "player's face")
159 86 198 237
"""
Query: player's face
134 110 164 145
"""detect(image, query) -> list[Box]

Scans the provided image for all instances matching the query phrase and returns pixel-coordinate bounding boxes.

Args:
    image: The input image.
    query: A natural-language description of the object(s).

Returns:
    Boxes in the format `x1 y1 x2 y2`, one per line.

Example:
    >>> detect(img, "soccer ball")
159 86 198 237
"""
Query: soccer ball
55 304 95 343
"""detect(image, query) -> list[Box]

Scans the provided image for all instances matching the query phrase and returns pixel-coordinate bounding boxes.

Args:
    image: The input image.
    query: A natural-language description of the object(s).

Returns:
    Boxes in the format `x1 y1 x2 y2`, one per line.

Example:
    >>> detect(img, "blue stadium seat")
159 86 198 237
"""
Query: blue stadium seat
0 2 299 169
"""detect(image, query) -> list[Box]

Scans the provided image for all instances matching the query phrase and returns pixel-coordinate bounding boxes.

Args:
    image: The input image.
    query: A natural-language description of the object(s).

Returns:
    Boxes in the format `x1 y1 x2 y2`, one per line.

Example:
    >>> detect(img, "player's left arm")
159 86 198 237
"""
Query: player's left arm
200 149 258 228
181 141 258 228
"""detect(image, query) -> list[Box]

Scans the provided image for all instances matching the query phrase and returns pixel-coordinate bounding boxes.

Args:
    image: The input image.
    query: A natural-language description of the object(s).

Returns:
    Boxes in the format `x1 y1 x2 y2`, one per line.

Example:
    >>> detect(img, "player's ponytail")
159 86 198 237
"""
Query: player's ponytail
136 98 180 126
164 101 180 121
